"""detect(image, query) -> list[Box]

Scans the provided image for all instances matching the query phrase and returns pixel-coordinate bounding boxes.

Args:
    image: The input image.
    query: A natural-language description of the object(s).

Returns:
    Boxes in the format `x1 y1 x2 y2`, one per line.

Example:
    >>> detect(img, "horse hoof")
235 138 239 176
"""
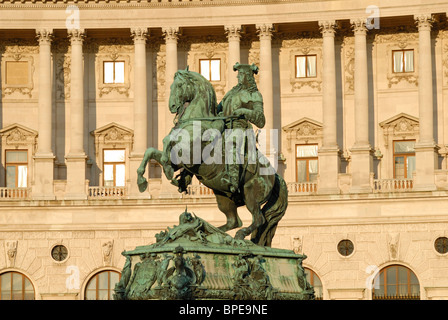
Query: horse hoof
235 229 246 240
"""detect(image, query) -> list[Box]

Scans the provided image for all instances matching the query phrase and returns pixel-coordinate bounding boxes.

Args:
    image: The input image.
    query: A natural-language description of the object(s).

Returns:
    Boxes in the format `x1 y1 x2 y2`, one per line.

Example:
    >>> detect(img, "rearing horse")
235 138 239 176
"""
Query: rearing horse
137 67 288 247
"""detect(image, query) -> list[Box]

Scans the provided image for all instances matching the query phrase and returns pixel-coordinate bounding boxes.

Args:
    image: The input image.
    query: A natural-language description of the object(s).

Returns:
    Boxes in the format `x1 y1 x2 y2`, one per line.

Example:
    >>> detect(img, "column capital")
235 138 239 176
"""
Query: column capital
414 14 434 31
224 25 242 41
36 29 54 44
256 23 274 40
318 20 337 37
350 18 367 35
68 28 85 45
162 26 180 43
131 26 149 44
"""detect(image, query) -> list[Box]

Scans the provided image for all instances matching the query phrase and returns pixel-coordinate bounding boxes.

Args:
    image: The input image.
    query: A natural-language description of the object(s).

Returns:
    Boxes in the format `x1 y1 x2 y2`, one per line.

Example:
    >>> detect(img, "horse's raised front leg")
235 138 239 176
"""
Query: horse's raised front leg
215 194 242 232
234 177 266 241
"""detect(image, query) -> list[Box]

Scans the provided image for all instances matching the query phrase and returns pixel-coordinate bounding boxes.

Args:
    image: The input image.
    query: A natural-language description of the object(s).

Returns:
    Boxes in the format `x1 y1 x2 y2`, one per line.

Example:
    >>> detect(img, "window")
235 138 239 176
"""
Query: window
337 239 354 257
51 245 69 262
85 270 121 300
0 272 35 300
393 140 415 179
372 265 420 300
434 237 448 255
5 61 29 85
296 145 318 183
200 59 221 81
295 55 317 78
5 150 27 188
304 268 323 300
103 61 125 84
393 49 414 73
103 149 125 187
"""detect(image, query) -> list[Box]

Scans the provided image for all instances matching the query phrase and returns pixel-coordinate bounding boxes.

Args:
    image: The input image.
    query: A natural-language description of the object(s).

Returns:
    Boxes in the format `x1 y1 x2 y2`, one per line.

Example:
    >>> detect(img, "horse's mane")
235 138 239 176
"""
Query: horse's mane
174 69 218 117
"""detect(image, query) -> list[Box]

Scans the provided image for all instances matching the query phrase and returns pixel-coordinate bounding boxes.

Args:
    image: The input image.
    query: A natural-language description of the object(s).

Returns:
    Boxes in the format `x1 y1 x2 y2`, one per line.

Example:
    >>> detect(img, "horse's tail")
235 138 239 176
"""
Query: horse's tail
251 173 288 247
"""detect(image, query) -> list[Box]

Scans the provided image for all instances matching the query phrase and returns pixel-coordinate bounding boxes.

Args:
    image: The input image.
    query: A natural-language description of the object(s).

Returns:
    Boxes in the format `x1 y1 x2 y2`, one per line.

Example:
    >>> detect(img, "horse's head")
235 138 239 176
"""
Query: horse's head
168 67 218 117
169 67 196 114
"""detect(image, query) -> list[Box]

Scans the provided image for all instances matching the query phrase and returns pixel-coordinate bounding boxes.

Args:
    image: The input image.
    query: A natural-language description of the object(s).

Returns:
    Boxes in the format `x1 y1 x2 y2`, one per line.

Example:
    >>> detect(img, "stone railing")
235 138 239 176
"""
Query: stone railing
372 179 414 193
88 186 127 199
0 187 30 199
185 184 215 197
287 182 317 194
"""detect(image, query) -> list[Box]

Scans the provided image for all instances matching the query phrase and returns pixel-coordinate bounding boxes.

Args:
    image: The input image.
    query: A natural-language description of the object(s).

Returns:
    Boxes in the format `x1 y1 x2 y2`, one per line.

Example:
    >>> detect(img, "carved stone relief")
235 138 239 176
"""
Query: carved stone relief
379 113 419 148
0 39 37 98
5 240 18 267
281 32 323 92
388 233 400 260
102 240 114 266
282 117 323 151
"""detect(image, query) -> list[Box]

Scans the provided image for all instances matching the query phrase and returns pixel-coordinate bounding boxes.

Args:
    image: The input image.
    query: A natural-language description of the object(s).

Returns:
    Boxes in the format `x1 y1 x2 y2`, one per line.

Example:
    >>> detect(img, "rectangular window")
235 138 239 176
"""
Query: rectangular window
393 140 415 179
295 55 317 78
103 61 125 84
200 59 221 81
5 150 28 188
5 61 29 85
393 49 414 73
103 149 125 187
296 145 318 183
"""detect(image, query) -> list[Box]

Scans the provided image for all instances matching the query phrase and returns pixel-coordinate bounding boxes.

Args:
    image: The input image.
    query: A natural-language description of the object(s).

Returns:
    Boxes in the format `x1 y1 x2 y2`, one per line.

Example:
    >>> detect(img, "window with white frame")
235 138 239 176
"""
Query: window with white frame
296 144 318 183
393 140 415 179
103 61 125 84
295 55 317 78
103 149 126 187
200 59 221 81
393 49 414 73
5 150 27 188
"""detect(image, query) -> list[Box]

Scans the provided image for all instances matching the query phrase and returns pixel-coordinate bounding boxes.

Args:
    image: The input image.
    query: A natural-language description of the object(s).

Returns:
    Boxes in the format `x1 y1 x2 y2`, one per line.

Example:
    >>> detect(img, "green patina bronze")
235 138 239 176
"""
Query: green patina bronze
115 64 314 300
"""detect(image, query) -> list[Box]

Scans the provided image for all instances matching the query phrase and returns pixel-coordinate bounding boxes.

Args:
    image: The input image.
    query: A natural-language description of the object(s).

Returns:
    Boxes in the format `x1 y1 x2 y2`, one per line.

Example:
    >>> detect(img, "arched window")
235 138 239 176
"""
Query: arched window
372 265 420 300
304 268 323 300
85 270 121 300
0 271 35 300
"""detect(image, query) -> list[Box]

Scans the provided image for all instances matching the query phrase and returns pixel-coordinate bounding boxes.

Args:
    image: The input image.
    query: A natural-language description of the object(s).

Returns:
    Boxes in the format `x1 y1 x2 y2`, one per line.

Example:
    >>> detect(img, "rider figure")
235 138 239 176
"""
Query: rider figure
217 63 266 193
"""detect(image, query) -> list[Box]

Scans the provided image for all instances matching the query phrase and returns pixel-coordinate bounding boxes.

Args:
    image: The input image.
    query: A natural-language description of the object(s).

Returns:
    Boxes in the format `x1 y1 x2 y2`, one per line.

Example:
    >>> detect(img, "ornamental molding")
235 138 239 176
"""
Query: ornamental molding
0 123 38 151
95 47 132 97
379 113 419 148
282 33 323 93
0 0 302 7
91 122 134 156
282 117 323 150
384 41 419 88
5 240 18 268
0 45 35 98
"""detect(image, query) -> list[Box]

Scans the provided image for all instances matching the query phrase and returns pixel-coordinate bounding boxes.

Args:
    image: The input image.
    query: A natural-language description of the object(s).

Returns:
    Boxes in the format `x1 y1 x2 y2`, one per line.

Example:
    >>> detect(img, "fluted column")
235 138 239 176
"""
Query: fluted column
129 27 150 198
349 18 373 193
65 28 87 199
225 25 242 90
256 23 276 164
33 29 55 200
413 14 437 191
317 21 340 194
160 26 180 198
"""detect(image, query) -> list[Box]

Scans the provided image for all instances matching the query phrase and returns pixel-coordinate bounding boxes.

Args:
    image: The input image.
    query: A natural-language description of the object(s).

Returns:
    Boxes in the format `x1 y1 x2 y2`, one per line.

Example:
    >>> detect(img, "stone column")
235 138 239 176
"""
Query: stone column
256 23 277 167
413 14 437 191
159 26 180 198
129 27 150 198
65 28 87 199
225 25 242 90
34 29 55 200
349 18 373 193
317 21 340 194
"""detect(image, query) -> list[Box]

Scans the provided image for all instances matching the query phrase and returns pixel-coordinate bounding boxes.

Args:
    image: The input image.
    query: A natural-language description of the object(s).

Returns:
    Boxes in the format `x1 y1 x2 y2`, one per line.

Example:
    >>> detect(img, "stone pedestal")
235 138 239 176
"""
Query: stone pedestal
317 147 340 194
114 211 314 300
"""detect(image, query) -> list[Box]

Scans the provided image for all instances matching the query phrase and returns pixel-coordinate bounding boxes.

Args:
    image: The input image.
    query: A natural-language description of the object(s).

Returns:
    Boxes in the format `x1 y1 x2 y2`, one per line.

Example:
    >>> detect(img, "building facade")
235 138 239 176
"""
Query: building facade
0 0 447 300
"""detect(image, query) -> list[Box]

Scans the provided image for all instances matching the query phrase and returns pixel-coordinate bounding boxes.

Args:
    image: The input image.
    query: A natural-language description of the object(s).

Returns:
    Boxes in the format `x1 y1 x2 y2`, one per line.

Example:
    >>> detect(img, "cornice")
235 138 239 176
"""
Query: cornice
0 0 308 9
